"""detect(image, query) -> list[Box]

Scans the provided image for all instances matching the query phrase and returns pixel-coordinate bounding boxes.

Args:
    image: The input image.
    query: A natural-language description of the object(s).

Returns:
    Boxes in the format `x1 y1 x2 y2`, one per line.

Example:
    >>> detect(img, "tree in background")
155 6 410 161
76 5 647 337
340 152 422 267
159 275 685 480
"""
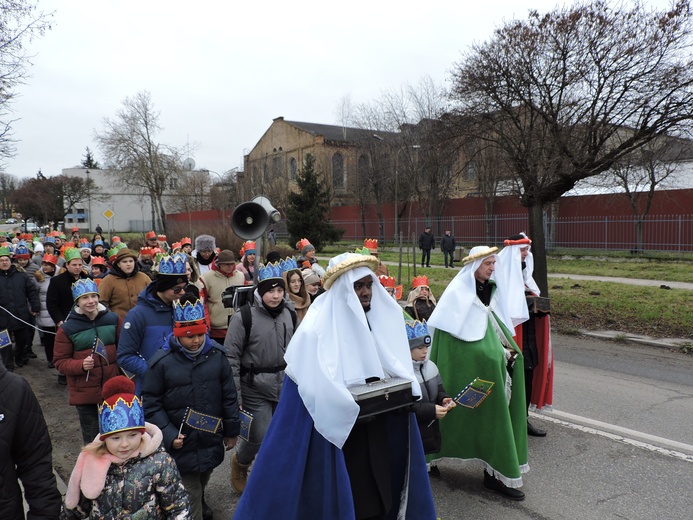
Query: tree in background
0 1 52 165
285 153 343 250
81 147 100 169
0 172 17 218
449 0 693 295
95 91 182 234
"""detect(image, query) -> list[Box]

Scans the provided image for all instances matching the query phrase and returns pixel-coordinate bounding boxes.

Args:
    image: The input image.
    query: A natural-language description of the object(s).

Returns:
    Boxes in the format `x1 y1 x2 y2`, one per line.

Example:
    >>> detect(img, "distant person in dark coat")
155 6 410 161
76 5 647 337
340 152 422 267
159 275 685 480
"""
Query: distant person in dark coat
0 361 62 519
440 229 456 268
418 226 435 268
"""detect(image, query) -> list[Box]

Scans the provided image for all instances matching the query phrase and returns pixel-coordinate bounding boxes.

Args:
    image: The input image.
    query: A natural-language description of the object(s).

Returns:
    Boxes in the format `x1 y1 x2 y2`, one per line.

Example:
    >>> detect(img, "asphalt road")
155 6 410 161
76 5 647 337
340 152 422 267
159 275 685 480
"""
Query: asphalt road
18 333 693 519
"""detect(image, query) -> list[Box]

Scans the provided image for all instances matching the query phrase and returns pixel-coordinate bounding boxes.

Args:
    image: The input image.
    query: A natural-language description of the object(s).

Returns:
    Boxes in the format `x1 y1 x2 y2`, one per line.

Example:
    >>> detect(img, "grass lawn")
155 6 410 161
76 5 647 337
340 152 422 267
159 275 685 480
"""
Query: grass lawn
318 244 693 341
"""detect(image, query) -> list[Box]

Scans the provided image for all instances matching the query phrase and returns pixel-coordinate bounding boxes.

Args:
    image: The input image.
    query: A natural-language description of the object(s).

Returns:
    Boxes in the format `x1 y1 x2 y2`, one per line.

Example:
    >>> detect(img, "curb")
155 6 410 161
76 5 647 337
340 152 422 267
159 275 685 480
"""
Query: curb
578 330 691 350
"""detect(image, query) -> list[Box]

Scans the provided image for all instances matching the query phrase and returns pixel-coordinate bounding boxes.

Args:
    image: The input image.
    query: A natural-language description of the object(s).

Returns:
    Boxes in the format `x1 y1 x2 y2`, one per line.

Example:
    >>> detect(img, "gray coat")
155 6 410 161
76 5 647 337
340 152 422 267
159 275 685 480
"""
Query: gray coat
224 291 295 406
32 268 56 328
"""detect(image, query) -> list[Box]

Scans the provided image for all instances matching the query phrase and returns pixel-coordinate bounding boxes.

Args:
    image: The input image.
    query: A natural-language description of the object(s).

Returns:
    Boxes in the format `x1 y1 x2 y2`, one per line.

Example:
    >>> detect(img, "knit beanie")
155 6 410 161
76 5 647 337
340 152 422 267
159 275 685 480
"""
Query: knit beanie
258 277 286 296
195 234 216 252
301 243 315 256
265 251 281 263
217 249 236 264
98 376 145 440
156 274 187 292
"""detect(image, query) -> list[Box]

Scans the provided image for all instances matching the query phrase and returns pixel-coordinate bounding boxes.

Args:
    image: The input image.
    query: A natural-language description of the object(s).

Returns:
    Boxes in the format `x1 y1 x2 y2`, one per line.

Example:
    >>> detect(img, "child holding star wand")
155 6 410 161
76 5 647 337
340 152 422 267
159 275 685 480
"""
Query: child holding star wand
54 279 122 444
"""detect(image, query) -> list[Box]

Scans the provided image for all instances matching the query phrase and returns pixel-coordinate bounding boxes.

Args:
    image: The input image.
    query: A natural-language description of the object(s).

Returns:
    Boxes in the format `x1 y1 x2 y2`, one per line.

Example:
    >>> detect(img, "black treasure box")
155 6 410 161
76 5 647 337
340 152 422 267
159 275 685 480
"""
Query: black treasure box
348 377 413 420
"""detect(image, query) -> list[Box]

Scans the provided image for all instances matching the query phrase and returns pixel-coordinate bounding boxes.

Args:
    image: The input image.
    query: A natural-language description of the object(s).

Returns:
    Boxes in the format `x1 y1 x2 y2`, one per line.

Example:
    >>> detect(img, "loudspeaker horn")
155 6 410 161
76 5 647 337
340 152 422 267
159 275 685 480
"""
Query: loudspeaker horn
230 196 280 240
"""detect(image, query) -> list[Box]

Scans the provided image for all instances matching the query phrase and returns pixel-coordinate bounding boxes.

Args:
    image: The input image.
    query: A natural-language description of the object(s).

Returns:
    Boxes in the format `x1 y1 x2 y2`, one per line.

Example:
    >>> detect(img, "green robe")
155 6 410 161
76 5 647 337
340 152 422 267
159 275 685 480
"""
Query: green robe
429 309 529 487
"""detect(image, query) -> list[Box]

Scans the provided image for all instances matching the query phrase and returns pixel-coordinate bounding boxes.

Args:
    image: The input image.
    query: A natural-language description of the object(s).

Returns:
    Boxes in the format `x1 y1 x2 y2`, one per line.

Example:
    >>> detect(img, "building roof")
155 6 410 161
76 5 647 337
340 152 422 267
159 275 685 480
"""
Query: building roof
282 118 398 144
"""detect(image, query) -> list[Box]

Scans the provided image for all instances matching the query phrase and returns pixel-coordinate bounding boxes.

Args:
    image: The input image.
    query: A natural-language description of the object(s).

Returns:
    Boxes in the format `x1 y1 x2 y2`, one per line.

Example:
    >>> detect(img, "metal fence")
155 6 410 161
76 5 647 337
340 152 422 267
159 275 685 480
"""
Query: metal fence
332 214 693 253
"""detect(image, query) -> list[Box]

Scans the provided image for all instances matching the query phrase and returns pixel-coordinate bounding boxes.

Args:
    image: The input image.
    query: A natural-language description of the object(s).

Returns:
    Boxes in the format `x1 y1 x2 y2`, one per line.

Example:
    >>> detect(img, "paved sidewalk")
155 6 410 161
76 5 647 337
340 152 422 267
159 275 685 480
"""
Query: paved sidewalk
549 273 693 290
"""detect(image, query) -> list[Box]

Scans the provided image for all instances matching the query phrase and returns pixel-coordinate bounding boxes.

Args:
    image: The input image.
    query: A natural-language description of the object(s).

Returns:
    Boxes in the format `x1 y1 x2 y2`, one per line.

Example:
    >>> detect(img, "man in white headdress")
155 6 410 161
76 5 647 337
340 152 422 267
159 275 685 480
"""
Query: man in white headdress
427 246 528 501
498 233 553 437
232 252 437 520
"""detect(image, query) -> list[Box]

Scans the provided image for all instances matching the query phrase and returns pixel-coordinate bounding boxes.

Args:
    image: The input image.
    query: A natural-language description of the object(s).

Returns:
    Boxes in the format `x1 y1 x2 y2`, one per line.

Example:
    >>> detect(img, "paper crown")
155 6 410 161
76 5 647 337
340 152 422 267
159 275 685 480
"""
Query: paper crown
139 247 155 256
412 275 429 288
158 253 188 276
91 256 107 267
354 247 370 255
44 236 56 245
107 243 127 262
180 237 192 246
379 275 395 288
111 236 122 244
280 256 298 273
364 238 378 252
171 242 182 252
71 278 99 301
258 261 284 282
99 376 145 440
241 241 257 255
92 240 104 248
42 254 59 265
71 226 79 232
58 233 67 240
14 242 31 258
79 238 89 244
0 246 11 257
296 238 311 251
173 298 208 337
157 234 167 242
405 320 432 349
145 231 157 240
63 247 82 263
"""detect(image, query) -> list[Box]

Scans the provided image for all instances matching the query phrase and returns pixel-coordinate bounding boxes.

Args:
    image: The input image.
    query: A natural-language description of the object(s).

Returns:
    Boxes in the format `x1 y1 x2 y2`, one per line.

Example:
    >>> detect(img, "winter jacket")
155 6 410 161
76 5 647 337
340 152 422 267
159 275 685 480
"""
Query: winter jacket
440 234 456 253
0 264 40 331
0 362 62 520
143 336 240 474
199 264 245 331
412 358 449 454
117 284 175 395
97 267 151 318
418 231 435 251
46 270 91 325
33 268 56 328
61 423 191 520
53 304 122 406
224 291 295 406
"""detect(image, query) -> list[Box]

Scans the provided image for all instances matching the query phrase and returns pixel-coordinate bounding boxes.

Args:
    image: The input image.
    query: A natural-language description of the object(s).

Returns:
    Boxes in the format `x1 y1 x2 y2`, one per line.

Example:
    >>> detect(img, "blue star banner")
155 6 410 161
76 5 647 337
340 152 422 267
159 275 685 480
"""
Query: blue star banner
453 377 495 409
185 408 222 434
92 337 109 363
0 329 11 349
239 409 253 441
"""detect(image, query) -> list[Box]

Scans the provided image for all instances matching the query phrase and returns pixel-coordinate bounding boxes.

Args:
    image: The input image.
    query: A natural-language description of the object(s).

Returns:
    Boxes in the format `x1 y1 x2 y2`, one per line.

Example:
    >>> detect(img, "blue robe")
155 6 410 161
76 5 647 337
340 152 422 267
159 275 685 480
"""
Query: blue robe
233 377 436 519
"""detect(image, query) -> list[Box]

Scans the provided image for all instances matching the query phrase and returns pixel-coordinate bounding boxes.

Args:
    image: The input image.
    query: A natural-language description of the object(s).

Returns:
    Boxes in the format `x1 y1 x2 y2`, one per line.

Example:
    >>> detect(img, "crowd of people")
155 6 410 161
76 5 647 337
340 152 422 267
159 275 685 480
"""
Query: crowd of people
0 226 552 518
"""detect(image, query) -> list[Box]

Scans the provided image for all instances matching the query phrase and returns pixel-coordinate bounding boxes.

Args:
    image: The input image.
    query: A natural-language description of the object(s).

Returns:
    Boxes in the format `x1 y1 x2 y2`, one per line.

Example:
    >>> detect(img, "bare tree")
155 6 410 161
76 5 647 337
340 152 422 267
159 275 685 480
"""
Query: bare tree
449 0 693 295
0 171 17 217
0 1 52 165
585 136 691 252
95 91 182 233
168 169 210 214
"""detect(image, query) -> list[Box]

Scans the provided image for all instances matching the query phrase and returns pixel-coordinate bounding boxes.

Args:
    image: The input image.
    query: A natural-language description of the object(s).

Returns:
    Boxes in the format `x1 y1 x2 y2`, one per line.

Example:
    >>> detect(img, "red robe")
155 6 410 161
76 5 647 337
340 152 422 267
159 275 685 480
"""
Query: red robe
513 313 554 410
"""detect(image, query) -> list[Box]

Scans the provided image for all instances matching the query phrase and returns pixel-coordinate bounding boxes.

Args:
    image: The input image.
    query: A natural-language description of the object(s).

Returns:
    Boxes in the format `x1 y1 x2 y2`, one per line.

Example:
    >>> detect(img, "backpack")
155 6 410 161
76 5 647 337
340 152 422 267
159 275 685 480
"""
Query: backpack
239 302 297 346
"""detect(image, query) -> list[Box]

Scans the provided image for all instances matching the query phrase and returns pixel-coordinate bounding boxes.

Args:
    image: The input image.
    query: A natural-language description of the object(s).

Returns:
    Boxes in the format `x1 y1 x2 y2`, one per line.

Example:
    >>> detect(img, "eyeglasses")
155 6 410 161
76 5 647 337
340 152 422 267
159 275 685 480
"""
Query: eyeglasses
171 285 187 294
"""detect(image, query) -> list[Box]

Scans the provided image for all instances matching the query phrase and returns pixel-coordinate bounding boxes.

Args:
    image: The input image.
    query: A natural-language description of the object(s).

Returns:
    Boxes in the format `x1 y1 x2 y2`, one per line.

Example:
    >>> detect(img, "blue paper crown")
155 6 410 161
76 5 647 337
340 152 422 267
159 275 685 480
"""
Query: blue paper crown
44 236 56 245
406 320 432 348
280 257 298 273
99 396 145 438
258 261 284 281
158 253 188 275
14 243 30 256
92 240 104 249
173 298 206 323
71 278 99 301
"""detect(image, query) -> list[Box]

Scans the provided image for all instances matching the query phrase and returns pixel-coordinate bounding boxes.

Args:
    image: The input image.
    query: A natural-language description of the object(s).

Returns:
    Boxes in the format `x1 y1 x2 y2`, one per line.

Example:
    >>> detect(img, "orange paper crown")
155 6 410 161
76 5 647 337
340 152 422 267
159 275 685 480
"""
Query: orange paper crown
296 238 311 251
364 239 378 252
157 234 167 242
139 247 155 256
145 231 156 240
180 237 192 246
412 275 429 288
379 275 395 288
91 256 107 266
171 242 182 251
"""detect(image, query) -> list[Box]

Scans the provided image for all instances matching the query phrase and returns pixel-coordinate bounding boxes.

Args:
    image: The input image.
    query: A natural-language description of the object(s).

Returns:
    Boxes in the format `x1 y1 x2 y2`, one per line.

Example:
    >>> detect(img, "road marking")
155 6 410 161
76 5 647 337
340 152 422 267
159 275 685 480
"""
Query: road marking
531 410 693 463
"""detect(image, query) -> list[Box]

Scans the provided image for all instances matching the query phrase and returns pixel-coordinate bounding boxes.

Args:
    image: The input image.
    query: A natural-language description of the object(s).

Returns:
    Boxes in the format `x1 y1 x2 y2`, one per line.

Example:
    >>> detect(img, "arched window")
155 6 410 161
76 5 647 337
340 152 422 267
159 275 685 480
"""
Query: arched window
332 152 345 189
289 157 297 180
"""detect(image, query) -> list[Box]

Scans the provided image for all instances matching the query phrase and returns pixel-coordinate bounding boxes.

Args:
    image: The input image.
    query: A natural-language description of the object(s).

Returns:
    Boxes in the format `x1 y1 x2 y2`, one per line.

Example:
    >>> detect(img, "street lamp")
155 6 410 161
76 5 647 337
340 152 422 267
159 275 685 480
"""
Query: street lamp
373 135 420 284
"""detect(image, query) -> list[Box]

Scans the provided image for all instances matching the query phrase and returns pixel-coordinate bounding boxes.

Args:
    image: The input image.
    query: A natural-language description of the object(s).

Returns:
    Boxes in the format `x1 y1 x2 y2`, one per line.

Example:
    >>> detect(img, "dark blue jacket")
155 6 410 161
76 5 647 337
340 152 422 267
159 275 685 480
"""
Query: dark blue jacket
116 284 174 395
142 335 240 474
0 265 39 331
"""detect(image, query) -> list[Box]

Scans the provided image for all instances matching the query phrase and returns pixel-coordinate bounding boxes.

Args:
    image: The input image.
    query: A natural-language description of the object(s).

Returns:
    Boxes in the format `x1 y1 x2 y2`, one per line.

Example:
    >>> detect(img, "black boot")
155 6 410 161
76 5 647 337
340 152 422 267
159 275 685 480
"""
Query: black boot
483 470 525 501
527 421 547 437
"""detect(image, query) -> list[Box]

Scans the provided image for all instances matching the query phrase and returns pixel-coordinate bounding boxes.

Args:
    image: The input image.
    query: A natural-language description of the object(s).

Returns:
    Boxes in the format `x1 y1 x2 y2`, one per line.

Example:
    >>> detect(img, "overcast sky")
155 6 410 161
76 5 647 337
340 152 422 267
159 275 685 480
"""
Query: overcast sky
5 0 672 180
